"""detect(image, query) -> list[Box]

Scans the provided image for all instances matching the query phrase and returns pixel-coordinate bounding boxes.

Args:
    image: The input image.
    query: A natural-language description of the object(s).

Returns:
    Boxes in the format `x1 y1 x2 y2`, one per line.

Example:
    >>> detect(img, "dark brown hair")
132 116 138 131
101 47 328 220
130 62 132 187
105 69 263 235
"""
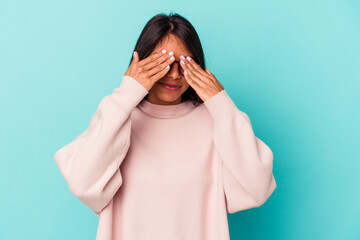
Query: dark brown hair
128 12 206 106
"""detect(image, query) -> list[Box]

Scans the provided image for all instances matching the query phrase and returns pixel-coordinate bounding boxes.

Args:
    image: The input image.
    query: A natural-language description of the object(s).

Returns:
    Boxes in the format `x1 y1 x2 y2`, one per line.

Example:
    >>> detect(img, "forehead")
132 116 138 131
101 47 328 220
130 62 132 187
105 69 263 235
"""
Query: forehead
152 34 193 58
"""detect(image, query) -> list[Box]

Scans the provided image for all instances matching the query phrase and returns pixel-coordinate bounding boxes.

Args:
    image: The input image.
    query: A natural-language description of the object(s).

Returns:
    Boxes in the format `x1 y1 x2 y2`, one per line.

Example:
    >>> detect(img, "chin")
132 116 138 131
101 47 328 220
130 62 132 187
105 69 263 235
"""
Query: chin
158 94 182 102
148 84 189 103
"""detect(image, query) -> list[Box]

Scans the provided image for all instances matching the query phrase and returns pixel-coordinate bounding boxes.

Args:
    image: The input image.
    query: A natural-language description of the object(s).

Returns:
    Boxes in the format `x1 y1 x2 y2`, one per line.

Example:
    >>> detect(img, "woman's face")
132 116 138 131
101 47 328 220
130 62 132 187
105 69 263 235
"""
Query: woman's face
146 34 193 105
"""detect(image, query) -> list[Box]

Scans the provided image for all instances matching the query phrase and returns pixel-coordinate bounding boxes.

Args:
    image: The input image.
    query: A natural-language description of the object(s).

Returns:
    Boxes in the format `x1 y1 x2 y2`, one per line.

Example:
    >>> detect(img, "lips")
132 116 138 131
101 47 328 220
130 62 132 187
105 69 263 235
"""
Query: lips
160 82 181 87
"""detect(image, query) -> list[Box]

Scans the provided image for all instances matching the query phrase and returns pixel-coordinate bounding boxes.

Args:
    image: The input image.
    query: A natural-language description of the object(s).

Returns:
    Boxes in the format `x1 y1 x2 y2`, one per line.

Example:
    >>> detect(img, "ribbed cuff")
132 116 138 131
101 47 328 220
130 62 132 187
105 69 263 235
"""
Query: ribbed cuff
110 75 149 115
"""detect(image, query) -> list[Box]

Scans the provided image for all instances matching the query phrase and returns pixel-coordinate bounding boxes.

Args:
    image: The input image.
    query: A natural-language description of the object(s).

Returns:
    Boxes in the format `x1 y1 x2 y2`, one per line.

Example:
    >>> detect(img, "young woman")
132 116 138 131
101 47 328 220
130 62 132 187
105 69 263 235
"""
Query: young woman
54 12 277 240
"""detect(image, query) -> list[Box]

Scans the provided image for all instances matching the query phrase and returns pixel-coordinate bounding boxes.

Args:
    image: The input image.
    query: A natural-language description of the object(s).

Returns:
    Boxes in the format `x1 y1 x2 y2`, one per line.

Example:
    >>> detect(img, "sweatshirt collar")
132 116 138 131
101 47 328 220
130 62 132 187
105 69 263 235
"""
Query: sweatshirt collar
137 98 197 118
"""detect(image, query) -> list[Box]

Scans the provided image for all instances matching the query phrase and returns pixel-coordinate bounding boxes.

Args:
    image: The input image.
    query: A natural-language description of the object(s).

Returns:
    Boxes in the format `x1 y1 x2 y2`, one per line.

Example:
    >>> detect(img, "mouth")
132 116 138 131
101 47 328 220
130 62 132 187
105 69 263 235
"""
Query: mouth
160 82 181 91
160 82 180 87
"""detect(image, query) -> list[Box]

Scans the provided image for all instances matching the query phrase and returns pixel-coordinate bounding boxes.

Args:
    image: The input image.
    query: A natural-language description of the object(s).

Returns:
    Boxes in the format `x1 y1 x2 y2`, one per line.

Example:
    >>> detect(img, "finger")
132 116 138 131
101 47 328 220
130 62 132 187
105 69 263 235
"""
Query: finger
183 56 209 79
144 51 174 71
207 68 224 90
205 68 217 82
134 50 139 62
138 50 166 67
146 54 175 77
180 56 205 85
186 58 220 90
149 64 171 82
205 68 223 90
138 50 162 66
183 68 201 91
125 51 139 75
182 57 206 86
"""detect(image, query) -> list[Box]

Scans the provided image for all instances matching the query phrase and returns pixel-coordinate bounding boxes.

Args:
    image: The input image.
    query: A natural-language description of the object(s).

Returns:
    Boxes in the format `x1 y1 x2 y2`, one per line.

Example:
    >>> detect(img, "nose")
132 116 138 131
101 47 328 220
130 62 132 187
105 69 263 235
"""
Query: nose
166 61 182 79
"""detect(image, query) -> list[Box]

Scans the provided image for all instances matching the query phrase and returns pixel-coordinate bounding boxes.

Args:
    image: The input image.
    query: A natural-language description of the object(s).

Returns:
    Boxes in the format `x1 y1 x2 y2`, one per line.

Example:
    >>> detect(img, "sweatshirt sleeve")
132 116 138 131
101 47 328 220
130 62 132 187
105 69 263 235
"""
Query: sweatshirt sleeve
54 75 149 215
203 90 277 214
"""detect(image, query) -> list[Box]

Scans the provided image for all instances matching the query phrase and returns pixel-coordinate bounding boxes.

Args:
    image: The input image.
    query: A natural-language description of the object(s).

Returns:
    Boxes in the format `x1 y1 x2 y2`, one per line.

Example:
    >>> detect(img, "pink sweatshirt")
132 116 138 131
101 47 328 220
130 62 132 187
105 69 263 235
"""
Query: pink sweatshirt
54 75 277 240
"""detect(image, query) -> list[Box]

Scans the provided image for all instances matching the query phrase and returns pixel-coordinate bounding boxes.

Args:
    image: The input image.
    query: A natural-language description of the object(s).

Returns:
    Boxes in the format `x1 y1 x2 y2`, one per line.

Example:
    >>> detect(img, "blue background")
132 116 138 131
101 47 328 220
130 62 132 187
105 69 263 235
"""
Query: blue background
1 0 359 239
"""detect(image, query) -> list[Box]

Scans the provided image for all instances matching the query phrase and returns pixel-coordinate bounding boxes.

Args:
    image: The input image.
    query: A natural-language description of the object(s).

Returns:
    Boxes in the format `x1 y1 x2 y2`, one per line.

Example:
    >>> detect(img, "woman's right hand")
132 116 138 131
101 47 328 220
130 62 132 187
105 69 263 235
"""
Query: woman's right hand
124 50 175 91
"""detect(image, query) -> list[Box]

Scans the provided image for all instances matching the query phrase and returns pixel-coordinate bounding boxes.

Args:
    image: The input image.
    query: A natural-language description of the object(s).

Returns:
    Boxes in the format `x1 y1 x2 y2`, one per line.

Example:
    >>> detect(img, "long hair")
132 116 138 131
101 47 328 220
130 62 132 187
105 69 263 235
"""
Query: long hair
128 12 205 105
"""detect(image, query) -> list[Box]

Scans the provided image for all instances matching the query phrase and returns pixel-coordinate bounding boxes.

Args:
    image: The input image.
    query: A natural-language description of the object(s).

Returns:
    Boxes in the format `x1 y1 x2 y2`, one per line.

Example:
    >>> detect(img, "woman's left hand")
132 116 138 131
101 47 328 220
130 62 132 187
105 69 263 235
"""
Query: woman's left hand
180 56 224 102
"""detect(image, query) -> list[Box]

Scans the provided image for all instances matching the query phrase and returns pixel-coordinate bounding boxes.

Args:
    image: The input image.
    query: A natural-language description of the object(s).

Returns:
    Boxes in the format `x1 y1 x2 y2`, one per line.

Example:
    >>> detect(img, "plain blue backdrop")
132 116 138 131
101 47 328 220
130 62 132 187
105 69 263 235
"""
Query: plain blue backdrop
1 0 359 239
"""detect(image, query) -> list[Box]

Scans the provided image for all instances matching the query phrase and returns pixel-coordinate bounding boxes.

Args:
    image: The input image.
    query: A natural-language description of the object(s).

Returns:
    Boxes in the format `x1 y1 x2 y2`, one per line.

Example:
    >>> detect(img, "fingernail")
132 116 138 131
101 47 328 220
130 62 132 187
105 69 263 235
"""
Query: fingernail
184 70 188 75
168 51 174 56
133 51 136 57
180 55 185 60
170 56 175 60
166 65 170 69
162 49 166 53
186 56 191 61
181 60 185 65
